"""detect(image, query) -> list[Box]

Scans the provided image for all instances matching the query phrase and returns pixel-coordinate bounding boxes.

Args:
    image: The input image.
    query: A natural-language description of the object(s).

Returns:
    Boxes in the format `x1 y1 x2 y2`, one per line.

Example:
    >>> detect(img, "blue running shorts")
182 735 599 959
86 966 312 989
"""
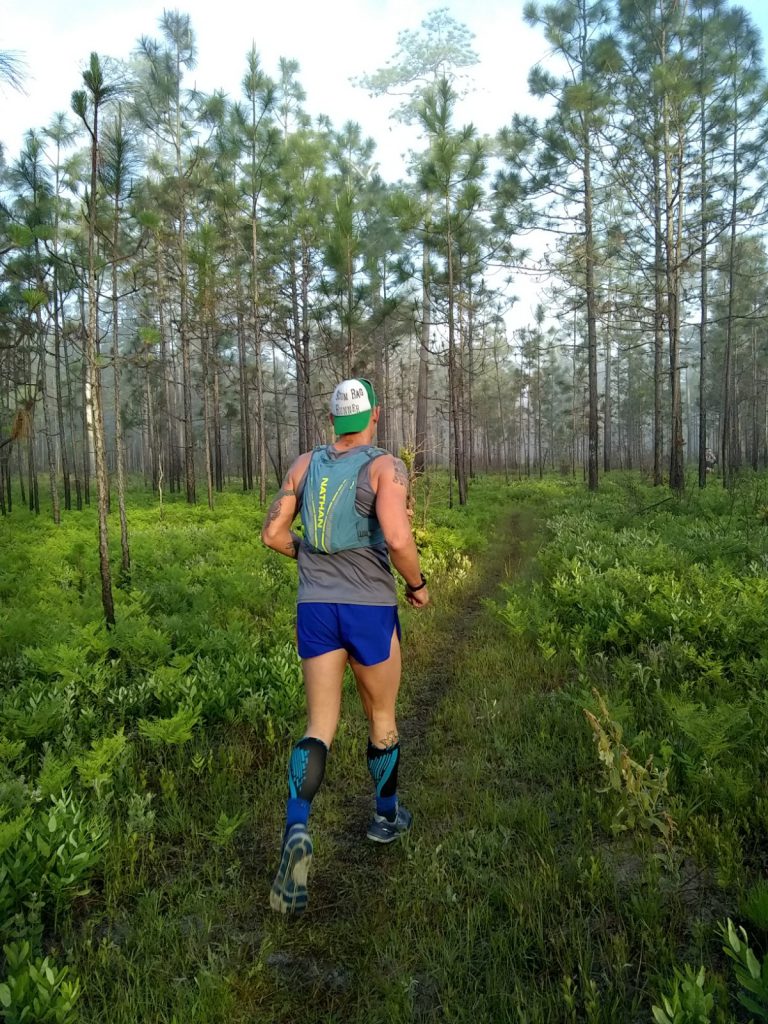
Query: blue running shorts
296 603 401 666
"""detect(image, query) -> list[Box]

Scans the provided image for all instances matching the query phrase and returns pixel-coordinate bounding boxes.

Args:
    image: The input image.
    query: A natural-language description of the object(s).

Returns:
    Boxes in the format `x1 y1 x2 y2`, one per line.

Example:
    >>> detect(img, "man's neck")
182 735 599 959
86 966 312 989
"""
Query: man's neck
333 430 375 450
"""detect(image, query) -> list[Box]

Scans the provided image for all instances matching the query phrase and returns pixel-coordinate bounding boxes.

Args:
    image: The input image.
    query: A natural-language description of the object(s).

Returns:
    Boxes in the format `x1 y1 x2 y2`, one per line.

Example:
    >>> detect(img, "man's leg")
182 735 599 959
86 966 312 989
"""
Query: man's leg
351 627 412 841
351 625 401 746
271 647 347 914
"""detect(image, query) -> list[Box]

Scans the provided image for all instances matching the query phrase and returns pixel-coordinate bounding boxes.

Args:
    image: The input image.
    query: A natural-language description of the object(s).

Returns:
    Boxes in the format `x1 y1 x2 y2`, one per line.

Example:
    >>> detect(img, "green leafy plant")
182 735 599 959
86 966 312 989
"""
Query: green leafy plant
742 881 768 933
209 810 248 848
36 752 72 800
0 742 25 766
0 793 106 937
0 940 80 1023
721 918 768 1021
583 689 675 842
651 965 714 1024
138 704 201 746
0 812 31 858
75 729 129 792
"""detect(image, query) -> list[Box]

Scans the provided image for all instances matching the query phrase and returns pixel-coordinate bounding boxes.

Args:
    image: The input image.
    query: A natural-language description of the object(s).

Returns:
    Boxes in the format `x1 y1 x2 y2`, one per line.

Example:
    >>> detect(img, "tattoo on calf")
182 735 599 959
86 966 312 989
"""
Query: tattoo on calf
393 459 408 488
374 729 400 749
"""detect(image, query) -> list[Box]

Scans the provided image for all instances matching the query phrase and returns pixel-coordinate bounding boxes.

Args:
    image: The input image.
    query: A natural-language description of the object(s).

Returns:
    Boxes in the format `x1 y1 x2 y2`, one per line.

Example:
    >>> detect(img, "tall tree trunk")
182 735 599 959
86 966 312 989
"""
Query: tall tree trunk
371 264 391 451
252 217 267 506
289 250 307 453
584 143 599 492
653 140 665 487
697 37 710 490
62 326 83 509
446 210 466 505
536 330 543 479
414 232 431 474
661 42 685 492
236 288 253 490
201 324 214 511
467 283 476 479
721 110 739 489
175 96 195 504
156 247 179 494
36 308 60 523
603 307 612 474
212 333 223 491
146 374 159 492
271 342 283 480
80 73 115 625
492 339 509 483
111 196 130 578
52 268 71 511
80 291 92 505
301 244 313 447
25 356 39 513
751 325 759 472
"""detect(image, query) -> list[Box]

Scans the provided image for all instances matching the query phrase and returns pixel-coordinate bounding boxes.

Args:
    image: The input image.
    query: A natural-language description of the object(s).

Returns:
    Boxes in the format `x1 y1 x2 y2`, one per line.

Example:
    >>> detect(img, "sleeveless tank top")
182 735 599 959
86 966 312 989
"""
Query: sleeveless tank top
295 446 397 606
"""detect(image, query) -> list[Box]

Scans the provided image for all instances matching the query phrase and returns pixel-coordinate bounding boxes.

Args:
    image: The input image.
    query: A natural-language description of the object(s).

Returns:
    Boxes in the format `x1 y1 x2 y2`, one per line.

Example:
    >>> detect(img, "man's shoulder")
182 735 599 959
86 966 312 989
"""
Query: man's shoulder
289 451 314 485
369 450 396 472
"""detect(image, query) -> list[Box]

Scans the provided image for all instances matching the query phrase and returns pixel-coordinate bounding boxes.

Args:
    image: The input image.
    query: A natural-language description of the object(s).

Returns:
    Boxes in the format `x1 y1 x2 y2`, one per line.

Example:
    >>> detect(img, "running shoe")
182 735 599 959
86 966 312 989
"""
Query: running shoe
366 804 413 844
269 823 313 914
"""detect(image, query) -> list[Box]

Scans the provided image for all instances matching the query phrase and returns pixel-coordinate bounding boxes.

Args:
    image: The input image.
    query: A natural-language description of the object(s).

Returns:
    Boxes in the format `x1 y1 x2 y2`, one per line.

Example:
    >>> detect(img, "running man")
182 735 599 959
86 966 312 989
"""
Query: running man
261 377 430 914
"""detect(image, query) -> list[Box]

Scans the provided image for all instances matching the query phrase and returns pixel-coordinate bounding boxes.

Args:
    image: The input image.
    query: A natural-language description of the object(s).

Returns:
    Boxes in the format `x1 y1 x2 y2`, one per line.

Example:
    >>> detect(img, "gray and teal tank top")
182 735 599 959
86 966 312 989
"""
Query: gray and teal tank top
296 445 397 606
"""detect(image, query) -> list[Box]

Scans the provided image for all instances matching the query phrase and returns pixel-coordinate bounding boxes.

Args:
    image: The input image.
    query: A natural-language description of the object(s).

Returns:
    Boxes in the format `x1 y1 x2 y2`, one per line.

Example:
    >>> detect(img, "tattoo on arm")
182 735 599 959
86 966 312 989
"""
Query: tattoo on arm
264 499 282 528
265 486 296 528
392 459 409 488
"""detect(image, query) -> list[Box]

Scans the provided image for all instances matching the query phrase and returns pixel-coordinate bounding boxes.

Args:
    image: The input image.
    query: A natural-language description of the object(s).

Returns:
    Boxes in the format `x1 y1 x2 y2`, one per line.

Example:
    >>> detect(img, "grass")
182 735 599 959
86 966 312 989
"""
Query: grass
3 472 768 1022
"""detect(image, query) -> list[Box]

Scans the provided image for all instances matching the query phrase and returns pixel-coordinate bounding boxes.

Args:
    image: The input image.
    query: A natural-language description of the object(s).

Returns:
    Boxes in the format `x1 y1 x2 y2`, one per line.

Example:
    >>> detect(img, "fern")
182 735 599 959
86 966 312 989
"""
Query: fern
75 730 129 789
666 697 751 761
138 704 202 746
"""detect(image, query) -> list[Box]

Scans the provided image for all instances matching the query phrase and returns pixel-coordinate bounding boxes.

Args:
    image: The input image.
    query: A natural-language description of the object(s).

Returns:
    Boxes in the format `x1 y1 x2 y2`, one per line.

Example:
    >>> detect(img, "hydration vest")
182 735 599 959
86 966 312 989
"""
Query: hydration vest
300 445 387 554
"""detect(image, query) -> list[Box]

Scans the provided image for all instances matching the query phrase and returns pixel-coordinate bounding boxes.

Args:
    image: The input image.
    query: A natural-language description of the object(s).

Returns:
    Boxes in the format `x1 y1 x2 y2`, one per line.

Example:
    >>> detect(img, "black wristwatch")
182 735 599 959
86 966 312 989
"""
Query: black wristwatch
406 573 428 592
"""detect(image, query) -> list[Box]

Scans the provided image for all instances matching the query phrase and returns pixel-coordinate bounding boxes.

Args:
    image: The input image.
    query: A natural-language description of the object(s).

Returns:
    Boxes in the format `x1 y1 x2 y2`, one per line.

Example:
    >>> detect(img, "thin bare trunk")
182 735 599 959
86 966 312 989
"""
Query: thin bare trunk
112 197 130 577
414 233 430 474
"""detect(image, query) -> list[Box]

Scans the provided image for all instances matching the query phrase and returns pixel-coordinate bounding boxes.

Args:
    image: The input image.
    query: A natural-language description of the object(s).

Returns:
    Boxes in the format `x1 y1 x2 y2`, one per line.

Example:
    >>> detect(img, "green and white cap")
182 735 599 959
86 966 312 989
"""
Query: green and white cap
330 378 377 435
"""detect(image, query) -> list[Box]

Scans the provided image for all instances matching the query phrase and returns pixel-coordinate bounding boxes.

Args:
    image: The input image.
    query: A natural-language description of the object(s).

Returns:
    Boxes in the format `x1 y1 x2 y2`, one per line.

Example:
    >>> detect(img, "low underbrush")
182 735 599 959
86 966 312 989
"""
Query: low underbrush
0 473 495 1022
494 472 768 1022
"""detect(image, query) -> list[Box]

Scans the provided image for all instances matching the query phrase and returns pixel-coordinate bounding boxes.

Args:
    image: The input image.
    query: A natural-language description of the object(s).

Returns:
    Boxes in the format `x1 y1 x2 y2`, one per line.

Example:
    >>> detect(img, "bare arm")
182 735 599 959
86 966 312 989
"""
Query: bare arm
261 454 310 559
374 456 430 608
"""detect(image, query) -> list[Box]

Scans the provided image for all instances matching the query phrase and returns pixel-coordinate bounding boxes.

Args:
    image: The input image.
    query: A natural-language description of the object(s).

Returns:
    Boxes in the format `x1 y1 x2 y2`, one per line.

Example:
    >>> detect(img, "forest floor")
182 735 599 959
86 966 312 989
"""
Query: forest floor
70 498 564 1024
10 474 766 1023
238 506 540 1023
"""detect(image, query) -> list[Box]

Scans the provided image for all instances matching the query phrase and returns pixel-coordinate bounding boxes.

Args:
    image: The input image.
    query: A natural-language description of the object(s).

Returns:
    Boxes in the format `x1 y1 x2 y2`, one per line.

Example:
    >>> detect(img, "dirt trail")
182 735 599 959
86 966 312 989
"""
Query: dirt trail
258 507 536 1014
399 507 533 751
321 508 533 862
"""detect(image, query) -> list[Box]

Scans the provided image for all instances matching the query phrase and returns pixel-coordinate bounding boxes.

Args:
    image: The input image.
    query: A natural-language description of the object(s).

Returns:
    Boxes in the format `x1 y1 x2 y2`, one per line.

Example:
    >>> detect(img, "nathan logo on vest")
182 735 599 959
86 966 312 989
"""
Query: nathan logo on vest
316 476 329 529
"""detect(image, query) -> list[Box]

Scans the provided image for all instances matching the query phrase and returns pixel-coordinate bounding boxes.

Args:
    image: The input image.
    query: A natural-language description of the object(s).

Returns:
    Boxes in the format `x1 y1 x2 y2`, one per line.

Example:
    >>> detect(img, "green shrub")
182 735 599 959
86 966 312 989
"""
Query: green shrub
0 792 106 940
0 941 80 1024
722 919 768 1021
651 965 715 1024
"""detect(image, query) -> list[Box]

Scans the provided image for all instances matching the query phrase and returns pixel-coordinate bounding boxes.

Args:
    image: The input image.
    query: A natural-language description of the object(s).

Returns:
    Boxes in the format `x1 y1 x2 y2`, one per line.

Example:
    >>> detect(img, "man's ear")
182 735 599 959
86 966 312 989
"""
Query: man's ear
372 406 381 423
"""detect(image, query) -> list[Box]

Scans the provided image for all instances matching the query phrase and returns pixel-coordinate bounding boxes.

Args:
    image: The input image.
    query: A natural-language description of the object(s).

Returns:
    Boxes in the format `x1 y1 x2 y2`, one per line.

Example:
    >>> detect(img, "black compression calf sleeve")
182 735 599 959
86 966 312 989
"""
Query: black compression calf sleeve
289 736 328 802
367 740 400 799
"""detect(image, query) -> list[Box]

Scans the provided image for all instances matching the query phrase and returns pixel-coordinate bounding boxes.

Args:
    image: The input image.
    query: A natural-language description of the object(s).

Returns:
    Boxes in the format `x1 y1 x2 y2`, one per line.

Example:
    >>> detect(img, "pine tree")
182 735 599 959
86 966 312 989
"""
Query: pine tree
72 53 120 626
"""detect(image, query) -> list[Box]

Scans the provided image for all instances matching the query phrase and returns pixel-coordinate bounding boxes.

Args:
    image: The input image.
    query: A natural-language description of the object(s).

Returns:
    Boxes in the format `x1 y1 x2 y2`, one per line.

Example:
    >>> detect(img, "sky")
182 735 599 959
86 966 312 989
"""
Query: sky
0 0 547 179
3 0 768 328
